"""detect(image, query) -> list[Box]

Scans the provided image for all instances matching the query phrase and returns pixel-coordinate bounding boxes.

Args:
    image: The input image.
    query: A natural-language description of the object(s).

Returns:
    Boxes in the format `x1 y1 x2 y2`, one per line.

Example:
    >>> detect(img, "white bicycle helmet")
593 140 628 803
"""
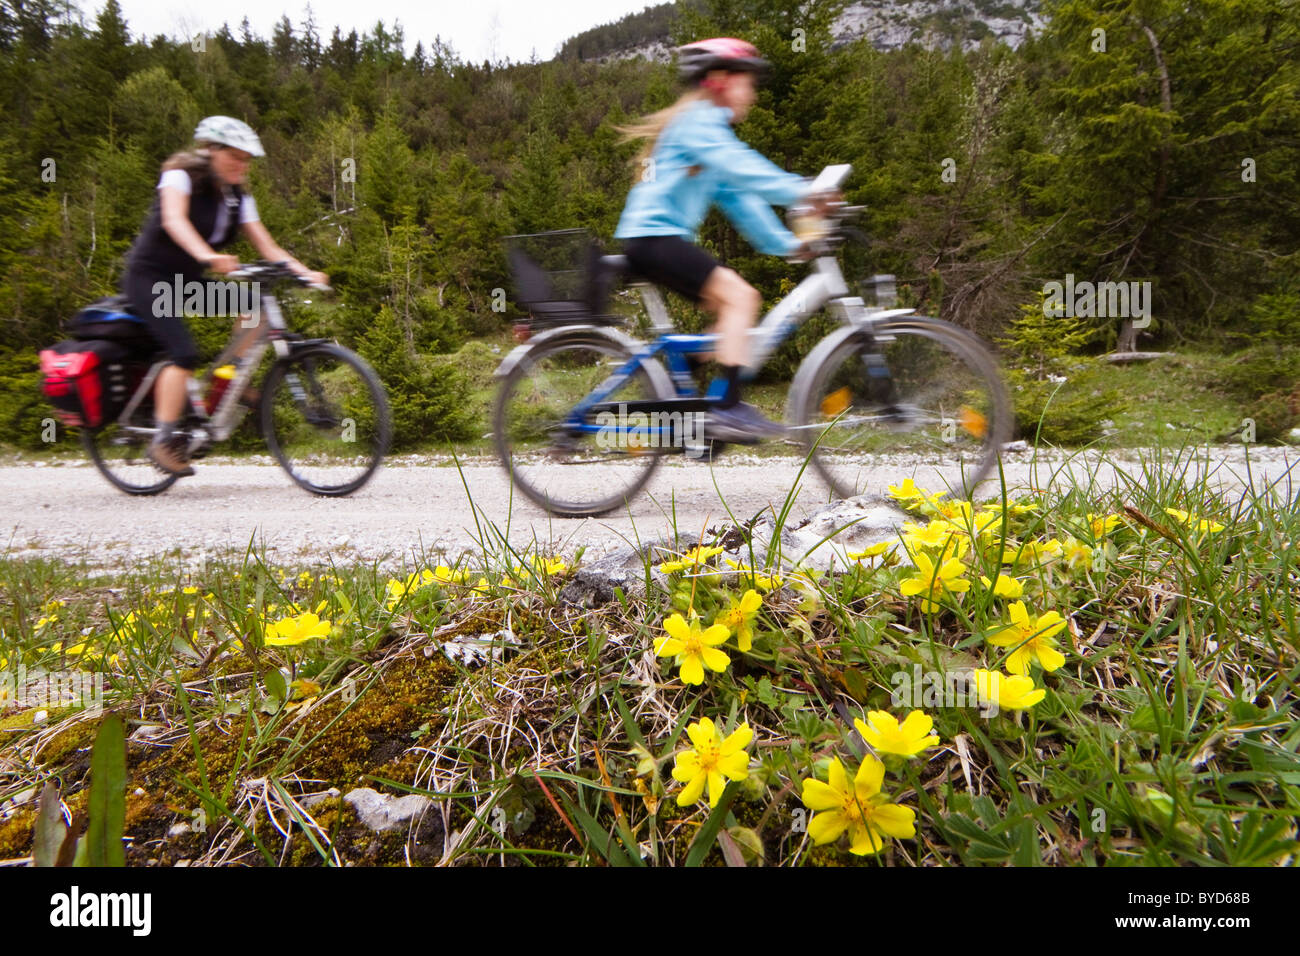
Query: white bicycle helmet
193 115 265 157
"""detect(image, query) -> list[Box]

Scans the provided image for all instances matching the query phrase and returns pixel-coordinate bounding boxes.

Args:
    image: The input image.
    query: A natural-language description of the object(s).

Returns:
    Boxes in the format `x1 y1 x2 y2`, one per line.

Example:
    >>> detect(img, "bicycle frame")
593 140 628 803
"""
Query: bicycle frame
114 290 297 445
565 254 917 439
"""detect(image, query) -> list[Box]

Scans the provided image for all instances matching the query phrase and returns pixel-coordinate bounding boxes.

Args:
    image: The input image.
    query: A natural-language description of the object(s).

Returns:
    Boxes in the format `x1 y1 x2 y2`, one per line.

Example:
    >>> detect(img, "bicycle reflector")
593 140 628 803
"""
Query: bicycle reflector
821 387 852 418
959 404 988 438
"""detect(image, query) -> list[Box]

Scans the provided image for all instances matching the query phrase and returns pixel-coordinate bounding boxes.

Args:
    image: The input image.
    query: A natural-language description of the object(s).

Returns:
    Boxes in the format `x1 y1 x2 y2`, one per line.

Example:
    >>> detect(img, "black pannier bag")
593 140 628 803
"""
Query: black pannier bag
39 339 144 429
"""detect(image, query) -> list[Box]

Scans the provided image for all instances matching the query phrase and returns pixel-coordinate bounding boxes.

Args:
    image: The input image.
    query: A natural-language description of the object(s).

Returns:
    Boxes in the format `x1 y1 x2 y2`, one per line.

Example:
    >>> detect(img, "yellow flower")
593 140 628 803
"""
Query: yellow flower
1012 538 1063 567
1088 512 1123 537
847 541 896 562
289 678 321 699
1164 508 1224 535
854 710 940 758
658 545 725 575
887 478 931 506
1061 538 1093 571
899 552 970 614
985 601 1067 675
653 613 730 684
974 668 1046 711
433 565 468 585
979 573 1024 599
723 559 782 592
265 612 332 647
530 555 569 576
716 590 762 651
800 755 916 855
902 520 970 554
672 717 753 807
182 586 199 595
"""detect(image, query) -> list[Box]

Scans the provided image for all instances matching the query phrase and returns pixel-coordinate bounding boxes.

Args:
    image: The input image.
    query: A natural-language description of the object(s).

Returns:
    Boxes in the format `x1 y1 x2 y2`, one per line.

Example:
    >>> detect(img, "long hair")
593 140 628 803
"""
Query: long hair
616 89 709 178
161 140 217 191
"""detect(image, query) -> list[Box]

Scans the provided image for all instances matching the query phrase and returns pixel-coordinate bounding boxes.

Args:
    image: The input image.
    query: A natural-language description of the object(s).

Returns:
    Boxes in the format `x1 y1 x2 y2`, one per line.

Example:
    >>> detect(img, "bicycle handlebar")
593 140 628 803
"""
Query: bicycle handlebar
225 260 333 293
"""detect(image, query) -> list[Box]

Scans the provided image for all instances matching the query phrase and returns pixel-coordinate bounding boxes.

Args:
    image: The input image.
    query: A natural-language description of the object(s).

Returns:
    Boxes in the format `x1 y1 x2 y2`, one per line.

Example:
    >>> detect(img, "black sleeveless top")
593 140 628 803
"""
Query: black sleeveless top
124 168 245 281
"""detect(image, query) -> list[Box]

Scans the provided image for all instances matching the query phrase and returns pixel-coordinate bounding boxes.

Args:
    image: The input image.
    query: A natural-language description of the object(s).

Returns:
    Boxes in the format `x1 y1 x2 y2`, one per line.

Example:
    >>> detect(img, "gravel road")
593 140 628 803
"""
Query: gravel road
2 445 1296 571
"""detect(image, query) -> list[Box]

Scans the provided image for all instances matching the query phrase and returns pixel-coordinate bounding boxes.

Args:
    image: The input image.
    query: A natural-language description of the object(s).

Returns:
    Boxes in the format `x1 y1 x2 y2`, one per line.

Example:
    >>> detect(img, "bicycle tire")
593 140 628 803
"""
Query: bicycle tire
83 420 181 495
493 327 673 517
789 316 1012 501
261 343 391 496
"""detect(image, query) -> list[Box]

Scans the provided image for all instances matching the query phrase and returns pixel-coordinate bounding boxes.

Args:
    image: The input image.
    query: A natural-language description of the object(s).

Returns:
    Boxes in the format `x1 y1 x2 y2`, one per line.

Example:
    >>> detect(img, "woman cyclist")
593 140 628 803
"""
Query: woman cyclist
120 115 328 476
615 37 838 442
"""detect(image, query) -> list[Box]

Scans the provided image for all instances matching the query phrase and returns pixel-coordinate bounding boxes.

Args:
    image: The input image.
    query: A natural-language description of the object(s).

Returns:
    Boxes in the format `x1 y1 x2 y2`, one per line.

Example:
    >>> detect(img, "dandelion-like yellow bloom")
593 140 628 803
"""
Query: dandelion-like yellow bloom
854 710 940 758
716 590 762 651
723 559 782 592
1060 538 1093 572
979 573 1024 599
1164 508 1225 535
1088 512 1123 537
433 565 468 585
654 613 730 685
265 612 332 647
672 717 753 807
800 755 916 855
974 668 1046 711
847 541 896 562
1012 538 1063 567
887 478 930 506
658 545 725 575
985 601 1067 674
899 552 970 614
903 520 970 551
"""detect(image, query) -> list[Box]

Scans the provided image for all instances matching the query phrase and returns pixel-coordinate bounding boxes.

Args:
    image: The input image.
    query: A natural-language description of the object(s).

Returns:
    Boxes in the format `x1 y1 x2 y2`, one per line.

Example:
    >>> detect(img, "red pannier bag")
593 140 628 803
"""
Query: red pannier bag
39 339 136 428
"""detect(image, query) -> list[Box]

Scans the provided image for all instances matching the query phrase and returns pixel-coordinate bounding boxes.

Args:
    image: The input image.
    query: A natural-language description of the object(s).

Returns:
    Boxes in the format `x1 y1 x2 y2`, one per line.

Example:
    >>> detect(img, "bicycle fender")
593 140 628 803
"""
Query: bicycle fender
492 324 674 397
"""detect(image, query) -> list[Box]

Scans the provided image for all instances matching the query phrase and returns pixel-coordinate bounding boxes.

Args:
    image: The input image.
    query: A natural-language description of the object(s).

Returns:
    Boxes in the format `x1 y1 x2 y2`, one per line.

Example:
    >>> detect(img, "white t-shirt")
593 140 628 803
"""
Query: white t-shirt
157 167 260 244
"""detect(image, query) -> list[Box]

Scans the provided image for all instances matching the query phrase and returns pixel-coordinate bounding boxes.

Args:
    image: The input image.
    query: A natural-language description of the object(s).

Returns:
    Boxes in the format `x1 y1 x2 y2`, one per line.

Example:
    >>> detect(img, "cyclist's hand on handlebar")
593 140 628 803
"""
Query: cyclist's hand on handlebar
303 270 331 290
206 254 241 275
808 189 843 216
791 241 818 262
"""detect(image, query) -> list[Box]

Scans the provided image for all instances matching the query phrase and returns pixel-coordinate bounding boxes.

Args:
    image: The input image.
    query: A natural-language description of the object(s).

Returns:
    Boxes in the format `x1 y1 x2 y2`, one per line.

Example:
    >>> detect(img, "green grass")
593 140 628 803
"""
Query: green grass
1 442 1297 866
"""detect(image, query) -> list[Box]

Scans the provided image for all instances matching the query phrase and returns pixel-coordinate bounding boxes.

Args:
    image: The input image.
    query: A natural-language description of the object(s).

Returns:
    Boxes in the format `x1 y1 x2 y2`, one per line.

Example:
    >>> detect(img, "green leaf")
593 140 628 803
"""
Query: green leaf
264 667 287 704
84 715 127 867
684 784 739 868
33 783 67 868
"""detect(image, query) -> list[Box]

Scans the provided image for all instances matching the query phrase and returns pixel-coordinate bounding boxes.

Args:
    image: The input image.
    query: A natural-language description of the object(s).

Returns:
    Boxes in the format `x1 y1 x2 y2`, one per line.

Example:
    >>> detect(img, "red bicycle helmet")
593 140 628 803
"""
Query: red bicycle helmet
676 38 769 86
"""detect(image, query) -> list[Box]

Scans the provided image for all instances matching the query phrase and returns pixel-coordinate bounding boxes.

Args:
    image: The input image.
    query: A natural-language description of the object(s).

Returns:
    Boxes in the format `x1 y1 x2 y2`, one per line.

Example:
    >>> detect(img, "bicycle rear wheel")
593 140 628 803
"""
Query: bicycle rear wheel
261 343 391 496
83 367 178 495
790 316 1012 501
493 329 670 517
83 420 179 495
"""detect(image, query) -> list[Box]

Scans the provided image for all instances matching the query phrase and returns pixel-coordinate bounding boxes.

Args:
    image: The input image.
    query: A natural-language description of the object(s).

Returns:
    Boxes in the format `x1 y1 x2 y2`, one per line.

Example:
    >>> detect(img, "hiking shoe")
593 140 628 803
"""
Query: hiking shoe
149 435 195 477
704 402 788 443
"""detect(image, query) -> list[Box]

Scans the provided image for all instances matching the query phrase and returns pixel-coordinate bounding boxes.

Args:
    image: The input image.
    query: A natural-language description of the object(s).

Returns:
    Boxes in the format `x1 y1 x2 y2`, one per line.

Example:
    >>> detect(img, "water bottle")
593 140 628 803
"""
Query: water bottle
205 365 237 413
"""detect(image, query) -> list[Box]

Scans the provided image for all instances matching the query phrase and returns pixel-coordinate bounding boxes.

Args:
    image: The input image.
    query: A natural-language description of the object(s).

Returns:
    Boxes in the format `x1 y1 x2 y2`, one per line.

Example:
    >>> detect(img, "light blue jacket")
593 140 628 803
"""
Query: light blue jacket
614 99 812 256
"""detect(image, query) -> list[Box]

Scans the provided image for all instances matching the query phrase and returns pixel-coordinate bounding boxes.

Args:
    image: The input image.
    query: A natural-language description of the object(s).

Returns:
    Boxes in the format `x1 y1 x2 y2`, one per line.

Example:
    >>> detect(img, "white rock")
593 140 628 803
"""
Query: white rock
343 787 432 832
167 823 192 839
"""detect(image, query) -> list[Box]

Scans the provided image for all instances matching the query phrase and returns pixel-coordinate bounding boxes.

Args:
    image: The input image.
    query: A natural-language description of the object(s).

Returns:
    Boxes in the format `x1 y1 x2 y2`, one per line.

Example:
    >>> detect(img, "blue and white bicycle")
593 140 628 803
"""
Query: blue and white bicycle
493 164 1012 518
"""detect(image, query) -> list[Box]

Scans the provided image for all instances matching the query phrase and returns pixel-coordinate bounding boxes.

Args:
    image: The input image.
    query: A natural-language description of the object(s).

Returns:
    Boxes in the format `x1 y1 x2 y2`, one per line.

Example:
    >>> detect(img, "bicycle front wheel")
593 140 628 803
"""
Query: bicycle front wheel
261 343 391 496
493 329 670 517
790 317 1012 501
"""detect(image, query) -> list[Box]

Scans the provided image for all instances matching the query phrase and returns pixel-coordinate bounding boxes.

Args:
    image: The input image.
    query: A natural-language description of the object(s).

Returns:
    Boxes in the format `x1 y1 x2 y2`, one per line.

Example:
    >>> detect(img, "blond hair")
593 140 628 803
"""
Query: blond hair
616 89 710 178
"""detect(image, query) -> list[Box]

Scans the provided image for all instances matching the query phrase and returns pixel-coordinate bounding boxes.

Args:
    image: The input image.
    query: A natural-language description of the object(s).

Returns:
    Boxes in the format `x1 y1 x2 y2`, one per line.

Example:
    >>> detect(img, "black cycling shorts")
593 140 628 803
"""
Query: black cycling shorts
622 235 721 305
121 269 201 370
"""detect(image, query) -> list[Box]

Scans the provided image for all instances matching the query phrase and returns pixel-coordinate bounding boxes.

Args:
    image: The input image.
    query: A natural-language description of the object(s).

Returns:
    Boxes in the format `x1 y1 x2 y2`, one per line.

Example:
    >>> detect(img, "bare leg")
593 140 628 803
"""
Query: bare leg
155 365 190 422
698 267 761 368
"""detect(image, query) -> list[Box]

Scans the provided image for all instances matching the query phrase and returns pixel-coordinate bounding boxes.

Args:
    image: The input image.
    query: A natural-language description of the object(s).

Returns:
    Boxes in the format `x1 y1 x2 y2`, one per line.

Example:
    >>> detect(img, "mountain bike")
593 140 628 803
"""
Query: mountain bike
81 261 391 496
492 164 1013 519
